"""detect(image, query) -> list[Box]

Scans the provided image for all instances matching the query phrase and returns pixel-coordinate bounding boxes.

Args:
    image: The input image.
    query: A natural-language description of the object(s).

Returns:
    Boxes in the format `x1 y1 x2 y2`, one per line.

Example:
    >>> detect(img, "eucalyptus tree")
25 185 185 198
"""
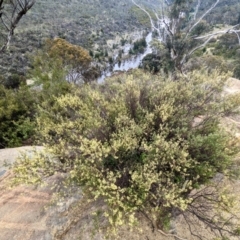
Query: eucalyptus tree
132 0 240 72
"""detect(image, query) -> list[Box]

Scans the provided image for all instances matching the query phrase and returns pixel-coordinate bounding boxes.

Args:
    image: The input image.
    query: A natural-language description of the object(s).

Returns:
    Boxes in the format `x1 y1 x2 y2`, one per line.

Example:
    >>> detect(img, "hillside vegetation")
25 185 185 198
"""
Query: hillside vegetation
1 0 240 239
0 0 157 82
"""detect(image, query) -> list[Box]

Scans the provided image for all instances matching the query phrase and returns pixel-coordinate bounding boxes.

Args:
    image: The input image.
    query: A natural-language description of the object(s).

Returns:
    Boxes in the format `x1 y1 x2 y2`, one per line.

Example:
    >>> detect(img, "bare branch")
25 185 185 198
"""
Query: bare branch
164 0 170 6
0 13 10 31
0 0 35 53
181 35 214 65
132 0 239 73
193 0 201 21
157 228 187 240
231 29 240 44
187 0 220 36
194 25 240 40
131 0 155 31
180 25 240 63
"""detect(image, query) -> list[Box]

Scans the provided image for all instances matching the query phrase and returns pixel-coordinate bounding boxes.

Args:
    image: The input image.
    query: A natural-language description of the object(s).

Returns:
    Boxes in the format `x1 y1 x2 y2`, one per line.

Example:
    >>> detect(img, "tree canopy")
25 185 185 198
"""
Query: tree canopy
132 0 240 72
45 38 99 83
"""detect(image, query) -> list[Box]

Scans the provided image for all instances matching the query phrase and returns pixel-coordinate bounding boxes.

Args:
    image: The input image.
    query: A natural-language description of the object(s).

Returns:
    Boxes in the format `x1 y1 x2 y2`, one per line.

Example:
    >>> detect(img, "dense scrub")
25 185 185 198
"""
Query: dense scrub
13 69 240 237
2 1 240 238
0 84 36 148
0 0 153 84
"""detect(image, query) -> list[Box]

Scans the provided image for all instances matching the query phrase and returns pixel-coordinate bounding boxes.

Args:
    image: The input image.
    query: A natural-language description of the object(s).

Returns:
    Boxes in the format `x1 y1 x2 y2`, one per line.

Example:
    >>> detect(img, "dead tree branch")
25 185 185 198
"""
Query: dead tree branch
131 0 239 72
0 0 35 53
186 0 220 38
179 182 240 239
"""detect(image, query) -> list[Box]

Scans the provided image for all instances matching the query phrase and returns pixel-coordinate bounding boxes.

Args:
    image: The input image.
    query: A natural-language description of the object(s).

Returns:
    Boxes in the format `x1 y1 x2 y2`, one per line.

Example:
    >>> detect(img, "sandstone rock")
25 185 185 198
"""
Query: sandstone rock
0 146 45 177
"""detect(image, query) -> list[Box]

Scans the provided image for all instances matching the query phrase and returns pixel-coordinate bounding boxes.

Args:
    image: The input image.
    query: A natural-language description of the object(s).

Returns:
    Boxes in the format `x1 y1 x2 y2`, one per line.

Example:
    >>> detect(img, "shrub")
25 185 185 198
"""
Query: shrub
0 84 36 148
233 61 240 79
13 69 240 236
133 38 147 54
141 53 162 73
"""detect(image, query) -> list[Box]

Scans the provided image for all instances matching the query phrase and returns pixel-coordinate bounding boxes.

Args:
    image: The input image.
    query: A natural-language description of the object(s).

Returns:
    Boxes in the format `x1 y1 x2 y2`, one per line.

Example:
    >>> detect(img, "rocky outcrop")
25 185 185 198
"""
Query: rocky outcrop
0 147 186 240
0 147 106 240
2 150 239 240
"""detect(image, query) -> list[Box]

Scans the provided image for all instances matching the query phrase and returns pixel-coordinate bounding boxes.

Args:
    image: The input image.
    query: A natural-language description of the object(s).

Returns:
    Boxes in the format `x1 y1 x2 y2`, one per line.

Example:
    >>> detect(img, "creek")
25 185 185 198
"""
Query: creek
98 32 153 83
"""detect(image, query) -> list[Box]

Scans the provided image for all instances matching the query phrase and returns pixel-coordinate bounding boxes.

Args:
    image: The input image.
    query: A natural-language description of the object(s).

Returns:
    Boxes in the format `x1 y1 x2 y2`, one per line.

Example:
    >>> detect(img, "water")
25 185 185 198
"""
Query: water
98 32 153 83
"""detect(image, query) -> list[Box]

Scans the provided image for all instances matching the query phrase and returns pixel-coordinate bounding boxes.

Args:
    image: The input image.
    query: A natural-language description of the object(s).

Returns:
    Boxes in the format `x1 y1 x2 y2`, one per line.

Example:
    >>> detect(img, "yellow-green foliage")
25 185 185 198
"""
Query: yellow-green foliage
35 38 99 83
0 84 35 147
13 69 240 231
46 38 92 69
29 49 72 98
